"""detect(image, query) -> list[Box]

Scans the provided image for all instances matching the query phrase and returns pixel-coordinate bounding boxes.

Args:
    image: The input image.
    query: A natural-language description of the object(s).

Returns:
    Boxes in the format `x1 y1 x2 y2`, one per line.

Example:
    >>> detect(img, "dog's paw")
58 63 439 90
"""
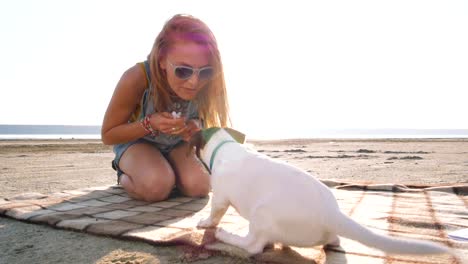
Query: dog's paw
197 217 216 228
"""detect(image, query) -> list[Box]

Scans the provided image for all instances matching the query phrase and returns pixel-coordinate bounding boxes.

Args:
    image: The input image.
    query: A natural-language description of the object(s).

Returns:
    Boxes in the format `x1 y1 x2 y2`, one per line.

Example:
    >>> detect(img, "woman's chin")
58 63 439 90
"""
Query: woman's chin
177 90 198 100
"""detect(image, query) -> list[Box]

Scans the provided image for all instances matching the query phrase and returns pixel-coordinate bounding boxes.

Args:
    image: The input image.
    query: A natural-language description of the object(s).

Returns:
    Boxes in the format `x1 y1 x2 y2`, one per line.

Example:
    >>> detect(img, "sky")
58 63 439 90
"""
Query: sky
1 0 467 139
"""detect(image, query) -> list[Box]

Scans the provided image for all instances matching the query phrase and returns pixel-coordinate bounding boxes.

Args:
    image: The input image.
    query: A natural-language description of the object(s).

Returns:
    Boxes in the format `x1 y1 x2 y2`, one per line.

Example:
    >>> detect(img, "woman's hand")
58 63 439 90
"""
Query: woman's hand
149 112 187 135
180 119 202 141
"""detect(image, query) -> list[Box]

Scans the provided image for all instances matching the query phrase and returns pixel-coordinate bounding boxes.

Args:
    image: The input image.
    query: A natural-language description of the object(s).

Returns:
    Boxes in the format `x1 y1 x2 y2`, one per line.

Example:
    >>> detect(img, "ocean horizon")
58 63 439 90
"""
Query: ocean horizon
1 125 468 140
0 125 101 139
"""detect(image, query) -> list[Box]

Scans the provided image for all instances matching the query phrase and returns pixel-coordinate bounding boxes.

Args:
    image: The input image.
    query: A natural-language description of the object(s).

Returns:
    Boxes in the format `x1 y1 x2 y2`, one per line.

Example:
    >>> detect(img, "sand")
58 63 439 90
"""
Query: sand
1 138 467 263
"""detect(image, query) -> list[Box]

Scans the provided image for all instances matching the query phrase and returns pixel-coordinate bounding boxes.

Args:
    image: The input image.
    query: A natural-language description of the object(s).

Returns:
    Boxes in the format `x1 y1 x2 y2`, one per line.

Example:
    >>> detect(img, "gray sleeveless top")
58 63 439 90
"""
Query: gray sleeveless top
137 61 199 151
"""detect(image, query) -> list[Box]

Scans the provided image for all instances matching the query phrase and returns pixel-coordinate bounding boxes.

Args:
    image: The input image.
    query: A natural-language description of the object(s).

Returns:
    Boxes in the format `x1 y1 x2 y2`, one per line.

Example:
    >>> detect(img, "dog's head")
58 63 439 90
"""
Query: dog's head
187 127 246 159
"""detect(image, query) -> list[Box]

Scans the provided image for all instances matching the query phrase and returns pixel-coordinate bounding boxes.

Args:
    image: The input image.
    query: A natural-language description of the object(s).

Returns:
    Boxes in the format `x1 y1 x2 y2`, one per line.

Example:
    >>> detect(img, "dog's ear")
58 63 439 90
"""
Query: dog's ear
224 128 246 144
187 130 205 158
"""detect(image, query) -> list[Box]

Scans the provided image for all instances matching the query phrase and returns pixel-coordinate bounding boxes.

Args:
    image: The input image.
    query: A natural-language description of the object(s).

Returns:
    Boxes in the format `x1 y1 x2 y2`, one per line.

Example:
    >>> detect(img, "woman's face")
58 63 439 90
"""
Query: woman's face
160 40 212 100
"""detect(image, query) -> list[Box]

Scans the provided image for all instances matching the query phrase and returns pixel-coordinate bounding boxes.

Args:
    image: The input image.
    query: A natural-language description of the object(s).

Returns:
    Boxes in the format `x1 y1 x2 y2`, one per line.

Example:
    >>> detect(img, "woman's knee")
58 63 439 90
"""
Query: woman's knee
139 172 175 202
178 172 210 198
122 170 175 202
119 143 176 202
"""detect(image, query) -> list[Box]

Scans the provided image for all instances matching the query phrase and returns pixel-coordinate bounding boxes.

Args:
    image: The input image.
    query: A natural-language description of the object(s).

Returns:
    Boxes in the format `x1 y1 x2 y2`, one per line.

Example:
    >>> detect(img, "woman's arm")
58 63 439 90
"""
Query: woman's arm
101 64 148 145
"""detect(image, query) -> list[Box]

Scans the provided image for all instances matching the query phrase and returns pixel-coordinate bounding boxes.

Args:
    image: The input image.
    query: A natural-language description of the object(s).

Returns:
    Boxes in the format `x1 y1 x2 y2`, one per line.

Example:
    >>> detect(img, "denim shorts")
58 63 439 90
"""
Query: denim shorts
112 138 184 184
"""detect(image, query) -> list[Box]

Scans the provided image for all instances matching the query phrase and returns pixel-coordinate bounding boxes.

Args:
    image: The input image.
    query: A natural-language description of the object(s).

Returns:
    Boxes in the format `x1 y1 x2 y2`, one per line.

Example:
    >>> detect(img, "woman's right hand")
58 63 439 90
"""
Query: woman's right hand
149 112 187 135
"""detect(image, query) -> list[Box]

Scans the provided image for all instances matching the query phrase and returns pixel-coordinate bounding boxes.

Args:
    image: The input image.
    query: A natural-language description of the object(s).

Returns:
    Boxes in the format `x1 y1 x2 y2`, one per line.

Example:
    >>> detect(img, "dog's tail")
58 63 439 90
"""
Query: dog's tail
328 211 451 255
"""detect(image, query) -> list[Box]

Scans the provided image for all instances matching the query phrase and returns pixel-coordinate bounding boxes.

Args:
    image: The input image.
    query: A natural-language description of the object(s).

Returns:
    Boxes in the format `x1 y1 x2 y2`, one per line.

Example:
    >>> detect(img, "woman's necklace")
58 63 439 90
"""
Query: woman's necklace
169 96 190 118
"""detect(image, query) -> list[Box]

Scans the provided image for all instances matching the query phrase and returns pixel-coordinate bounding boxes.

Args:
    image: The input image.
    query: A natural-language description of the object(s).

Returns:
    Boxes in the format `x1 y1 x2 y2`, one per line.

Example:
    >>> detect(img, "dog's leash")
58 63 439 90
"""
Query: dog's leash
209 140 236 171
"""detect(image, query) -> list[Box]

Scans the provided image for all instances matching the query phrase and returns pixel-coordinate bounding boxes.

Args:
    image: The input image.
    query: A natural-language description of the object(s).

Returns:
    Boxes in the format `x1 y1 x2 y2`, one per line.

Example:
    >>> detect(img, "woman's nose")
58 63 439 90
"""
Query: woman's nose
185 72 199 86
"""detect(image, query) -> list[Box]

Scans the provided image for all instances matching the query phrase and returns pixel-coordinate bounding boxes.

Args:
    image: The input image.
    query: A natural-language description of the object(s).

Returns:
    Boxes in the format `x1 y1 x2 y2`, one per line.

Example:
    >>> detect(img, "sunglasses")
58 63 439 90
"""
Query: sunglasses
168 61 214 80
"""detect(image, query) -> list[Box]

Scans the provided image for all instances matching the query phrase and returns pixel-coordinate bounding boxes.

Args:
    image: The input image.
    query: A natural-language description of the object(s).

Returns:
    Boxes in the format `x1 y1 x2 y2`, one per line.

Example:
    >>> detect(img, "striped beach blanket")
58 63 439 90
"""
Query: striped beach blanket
1 181 467 263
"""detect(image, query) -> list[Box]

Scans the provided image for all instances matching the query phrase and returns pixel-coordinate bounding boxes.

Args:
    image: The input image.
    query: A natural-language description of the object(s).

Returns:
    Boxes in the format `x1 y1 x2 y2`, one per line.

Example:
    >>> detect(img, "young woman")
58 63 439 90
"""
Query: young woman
101 14 230 202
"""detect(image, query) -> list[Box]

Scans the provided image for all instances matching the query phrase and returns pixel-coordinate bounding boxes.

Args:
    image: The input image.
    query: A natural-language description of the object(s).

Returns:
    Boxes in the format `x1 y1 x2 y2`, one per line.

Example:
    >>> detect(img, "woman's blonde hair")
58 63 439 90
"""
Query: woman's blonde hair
148 14 231 128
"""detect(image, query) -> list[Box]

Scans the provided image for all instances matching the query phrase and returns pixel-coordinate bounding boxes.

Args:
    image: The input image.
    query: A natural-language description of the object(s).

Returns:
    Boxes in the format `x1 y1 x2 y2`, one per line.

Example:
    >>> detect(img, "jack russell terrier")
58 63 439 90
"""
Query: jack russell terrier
188 127 451 256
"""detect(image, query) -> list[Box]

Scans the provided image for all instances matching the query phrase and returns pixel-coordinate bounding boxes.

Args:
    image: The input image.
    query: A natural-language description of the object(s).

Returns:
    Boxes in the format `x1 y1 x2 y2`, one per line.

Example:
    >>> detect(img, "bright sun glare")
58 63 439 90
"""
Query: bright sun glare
0 0 467 139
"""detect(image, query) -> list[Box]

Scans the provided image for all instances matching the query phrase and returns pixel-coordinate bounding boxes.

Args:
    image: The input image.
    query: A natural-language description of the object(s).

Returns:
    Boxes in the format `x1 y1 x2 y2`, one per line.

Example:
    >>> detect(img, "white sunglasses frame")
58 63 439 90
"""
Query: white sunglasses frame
167 61 214 80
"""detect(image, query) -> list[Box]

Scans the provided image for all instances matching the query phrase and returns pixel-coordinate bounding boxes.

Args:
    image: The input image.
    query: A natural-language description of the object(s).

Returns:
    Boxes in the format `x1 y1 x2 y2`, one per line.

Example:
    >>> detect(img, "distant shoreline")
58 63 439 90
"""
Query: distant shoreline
0 124 101 135
1 138 467 146
1 135 467 141
1 125 467 140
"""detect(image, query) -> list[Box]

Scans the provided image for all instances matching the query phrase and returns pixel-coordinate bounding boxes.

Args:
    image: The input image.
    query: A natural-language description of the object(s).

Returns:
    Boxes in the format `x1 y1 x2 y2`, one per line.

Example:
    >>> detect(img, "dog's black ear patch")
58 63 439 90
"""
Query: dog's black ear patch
224 128 246 144
187 130 205 158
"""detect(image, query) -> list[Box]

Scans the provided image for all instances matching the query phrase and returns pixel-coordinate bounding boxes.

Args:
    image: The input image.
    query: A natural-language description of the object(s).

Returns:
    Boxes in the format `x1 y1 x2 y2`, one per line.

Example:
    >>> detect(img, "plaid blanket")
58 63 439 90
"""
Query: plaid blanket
1 181 467 264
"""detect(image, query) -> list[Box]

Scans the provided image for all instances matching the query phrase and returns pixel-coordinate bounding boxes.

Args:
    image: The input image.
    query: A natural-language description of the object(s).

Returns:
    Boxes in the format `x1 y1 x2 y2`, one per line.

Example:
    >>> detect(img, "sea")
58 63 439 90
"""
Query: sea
1 125 467 140
0 125 102 139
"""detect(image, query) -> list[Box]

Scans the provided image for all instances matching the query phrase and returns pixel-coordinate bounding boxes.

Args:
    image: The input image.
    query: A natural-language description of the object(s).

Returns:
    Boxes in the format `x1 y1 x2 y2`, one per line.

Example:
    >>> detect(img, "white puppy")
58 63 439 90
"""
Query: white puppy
189 128 451 256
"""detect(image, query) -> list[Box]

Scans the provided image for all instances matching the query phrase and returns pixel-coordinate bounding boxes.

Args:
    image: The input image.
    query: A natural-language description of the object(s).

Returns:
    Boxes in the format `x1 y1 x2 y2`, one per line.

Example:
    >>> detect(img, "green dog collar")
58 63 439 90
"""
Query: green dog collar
209 140 236 171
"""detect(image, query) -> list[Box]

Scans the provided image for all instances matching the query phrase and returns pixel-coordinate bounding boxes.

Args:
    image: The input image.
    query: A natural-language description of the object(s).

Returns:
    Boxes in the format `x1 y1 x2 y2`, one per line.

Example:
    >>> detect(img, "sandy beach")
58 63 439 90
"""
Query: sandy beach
1 138 467 263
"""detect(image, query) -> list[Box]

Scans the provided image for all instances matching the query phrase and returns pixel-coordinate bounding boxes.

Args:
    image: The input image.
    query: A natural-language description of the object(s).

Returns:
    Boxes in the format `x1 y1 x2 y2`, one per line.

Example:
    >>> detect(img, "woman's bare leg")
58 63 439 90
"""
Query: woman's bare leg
118 143 175 202
168 142 210 197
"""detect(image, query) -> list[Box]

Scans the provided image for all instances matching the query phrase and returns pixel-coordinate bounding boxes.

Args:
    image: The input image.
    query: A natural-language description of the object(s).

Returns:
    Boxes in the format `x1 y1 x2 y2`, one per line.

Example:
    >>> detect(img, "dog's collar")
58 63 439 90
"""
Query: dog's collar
209 139 236 171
